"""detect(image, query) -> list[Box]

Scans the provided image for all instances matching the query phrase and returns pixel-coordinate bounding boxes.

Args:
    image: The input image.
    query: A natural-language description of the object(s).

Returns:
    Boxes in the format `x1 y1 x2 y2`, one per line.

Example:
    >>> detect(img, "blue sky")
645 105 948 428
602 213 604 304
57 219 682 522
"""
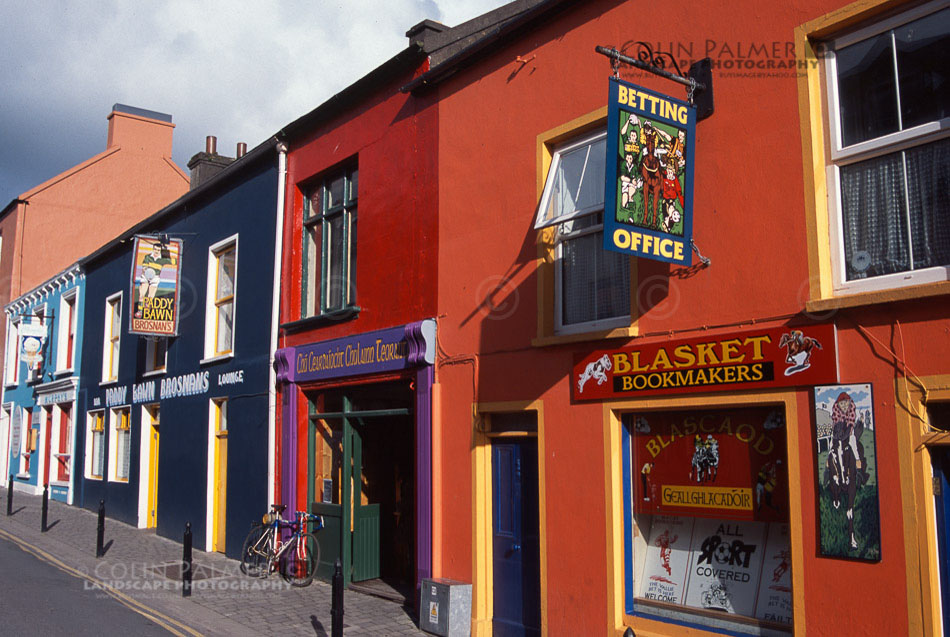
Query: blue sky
0 1 508 205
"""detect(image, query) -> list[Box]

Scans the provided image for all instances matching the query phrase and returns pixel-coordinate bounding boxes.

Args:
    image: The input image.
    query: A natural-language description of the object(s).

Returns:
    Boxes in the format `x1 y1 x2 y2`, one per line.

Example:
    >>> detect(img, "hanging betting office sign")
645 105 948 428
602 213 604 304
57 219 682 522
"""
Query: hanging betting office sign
603 77 696 266
129 236 182 337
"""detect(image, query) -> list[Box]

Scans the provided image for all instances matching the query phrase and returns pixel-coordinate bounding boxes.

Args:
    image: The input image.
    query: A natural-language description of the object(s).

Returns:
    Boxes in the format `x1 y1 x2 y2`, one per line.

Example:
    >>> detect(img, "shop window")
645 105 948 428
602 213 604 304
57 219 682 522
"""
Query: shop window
86 410 106 480
623 406 792 632
57 292 78 372
535 129 630 334
20 408 33 475
302 163 358 318
25 306 46 383
110 407 131 482
804 2 949 298
4 317 18 386
205 236 237 359
102 293 122 382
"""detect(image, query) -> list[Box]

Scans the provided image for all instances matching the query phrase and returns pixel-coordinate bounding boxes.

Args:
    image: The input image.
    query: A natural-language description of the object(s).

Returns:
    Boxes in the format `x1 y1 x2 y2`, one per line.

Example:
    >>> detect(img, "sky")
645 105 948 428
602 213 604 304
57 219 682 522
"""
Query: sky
0 0 509 205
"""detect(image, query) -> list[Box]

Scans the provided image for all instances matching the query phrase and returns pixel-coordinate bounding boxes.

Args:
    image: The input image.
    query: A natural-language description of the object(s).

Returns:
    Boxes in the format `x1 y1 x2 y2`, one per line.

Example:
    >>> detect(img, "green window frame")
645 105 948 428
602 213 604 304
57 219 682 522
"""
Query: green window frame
302 164 358 317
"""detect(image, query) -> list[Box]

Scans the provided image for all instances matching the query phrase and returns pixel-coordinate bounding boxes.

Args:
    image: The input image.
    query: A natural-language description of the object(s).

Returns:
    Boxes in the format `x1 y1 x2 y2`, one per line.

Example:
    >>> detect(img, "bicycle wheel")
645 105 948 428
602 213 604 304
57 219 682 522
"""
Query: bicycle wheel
280 533 319 586
241 524 269 577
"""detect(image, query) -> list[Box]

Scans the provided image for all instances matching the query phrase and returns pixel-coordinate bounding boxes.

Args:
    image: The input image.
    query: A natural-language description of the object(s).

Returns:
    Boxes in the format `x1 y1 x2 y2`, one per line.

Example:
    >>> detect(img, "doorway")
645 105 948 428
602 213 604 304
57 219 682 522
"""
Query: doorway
307 381 415 598
145 405 160 529
492 438 541 637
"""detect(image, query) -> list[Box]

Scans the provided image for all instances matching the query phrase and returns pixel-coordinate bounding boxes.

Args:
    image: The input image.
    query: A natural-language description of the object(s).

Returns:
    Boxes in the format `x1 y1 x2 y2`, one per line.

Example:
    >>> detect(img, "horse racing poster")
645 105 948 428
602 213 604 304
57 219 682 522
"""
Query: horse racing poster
814 384 881 561
632 407 788 523
636 514 694 604
604 77 696 266
129 235 182 336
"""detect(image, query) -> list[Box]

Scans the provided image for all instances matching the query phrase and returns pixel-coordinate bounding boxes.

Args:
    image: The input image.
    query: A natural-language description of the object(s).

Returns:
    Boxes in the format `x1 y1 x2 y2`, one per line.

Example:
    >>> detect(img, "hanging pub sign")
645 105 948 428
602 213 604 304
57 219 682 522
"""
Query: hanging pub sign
574 323 837 401
129 235 182 336
604 77 696 266
18 319 46 367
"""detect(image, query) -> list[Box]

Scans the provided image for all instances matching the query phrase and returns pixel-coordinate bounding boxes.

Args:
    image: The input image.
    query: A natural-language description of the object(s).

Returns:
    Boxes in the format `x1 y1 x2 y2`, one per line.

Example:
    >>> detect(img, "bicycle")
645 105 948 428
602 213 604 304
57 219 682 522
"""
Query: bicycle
240 503 324 587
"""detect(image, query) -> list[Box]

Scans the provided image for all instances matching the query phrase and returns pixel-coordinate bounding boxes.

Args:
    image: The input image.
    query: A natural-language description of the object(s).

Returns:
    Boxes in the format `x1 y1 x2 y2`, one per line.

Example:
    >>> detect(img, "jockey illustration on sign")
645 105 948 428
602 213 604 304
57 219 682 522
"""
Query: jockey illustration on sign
756 459 781 512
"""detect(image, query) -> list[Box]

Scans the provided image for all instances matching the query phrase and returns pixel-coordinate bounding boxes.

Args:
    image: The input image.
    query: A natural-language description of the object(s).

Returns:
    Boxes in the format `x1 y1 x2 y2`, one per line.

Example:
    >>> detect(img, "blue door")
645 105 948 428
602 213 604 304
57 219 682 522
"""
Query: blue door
933 448 950 635
492 440 541 637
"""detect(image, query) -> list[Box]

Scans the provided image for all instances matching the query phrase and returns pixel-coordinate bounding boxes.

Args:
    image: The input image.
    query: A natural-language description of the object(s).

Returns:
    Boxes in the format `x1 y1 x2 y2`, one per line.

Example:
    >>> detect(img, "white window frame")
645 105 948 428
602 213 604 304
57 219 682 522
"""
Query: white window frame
823 0 950 295
56 291 78 373
203 234 238 362
144 338 168 375
101 293 122 383
108 406 131 483
85 410 106 480
536 129 631 334
25 305 47 383
4 316 19 387
0 404 9 481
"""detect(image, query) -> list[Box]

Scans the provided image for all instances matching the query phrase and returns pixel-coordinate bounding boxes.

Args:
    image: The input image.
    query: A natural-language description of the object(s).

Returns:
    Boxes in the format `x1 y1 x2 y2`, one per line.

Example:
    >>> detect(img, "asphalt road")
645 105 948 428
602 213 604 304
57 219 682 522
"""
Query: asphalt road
0 534 174 636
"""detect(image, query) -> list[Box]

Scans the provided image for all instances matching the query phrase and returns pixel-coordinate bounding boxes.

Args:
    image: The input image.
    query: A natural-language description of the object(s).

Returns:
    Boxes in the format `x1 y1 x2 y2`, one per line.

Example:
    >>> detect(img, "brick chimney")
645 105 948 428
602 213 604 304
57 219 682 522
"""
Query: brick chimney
106 104 175 155
187 136 235 189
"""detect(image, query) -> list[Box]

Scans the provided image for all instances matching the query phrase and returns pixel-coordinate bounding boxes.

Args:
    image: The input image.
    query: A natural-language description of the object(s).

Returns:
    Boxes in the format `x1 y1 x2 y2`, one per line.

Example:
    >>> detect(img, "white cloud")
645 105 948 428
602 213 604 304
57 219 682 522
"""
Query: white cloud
0 0 508 203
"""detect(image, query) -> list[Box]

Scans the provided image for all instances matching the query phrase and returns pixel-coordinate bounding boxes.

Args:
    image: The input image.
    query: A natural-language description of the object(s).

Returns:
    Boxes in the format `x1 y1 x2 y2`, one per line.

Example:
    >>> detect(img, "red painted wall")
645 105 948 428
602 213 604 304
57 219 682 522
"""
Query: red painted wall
433 1 945 635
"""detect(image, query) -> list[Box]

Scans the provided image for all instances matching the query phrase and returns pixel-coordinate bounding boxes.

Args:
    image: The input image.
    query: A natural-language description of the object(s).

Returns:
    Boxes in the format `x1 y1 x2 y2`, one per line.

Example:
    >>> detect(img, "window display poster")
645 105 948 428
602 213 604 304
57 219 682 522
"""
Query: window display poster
637 515 695 604
604 77 696 266
814 383 881 561
129 235 182 336
682 517 767 617
754 522 793 625
633 407 788 522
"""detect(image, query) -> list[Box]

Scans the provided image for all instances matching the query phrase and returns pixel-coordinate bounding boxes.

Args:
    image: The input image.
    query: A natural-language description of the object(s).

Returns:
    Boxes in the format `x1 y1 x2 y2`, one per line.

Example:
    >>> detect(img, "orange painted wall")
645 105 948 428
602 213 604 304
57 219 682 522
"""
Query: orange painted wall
432 0 945 635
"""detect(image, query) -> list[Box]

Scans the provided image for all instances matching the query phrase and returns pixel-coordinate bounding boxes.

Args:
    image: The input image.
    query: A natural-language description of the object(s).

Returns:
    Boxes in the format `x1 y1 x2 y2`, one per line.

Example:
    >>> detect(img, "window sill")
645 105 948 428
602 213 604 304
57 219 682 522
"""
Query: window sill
49 480 70 488
54 368 74 378
99 380 120 387
15 473 31 480
86 476 104 481
806 280 950 313
200 352 234 366
281 306 361 333
142 369 167 378
532 325 638 348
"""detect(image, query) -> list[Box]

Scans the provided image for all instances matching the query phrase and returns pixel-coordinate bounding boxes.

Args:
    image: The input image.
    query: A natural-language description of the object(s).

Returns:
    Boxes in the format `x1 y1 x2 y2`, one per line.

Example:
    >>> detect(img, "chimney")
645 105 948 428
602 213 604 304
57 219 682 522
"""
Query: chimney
107 104 175 155
406 19 447 46
187 135 235 189
236 142 247 158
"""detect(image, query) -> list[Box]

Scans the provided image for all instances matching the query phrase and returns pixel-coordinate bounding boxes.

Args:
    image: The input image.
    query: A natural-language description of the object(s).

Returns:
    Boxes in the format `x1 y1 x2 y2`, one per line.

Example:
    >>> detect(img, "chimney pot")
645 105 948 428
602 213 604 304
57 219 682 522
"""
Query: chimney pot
206 136 217 154
236 142 247 158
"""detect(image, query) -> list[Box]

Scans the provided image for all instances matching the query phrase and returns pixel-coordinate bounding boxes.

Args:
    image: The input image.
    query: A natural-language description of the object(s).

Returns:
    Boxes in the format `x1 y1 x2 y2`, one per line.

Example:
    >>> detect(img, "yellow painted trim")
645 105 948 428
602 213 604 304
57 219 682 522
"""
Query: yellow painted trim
534 107 638 341
796 0 936 306
473 400 547 636
897 373 950 637
602 390 806 635
147 419 159 529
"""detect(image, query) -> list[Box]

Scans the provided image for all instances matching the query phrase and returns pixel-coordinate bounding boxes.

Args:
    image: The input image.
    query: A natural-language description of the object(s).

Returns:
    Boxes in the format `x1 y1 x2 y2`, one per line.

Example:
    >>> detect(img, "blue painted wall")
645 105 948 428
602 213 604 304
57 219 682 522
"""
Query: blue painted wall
3 268 84 504
76 151 278 557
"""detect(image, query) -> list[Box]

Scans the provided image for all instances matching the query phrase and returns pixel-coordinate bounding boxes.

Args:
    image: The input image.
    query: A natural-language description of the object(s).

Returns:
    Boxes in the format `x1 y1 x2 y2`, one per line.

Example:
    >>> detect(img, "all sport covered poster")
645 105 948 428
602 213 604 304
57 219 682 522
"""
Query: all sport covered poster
129 236 182 336
633 406 788 523
604 77 696 266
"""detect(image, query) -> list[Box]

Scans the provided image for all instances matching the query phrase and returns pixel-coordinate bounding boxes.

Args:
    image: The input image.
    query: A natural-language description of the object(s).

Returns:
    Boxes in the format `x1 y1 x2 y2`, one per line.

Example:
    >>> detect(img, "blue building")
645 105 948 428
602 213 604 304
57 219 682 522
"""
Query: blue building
2 263 85 504
75 138 283 557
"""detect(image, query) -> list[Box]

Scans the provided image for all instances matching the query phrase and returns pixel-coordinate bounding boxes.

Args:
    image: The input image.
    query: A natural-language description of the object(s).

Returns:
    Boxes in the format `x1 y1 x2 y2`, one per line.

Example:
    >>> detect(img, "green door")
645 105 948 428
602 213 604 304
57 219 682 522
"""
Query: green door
350 418 381 582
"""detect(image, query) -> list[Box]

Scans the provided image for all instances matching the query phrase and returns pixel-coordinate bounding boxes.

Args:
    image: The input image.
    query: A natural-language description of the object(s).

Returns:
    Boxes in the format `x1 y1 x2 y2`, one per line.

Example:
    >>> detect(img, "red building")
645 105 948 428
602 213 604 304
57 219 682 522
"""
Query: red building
276 0 949 634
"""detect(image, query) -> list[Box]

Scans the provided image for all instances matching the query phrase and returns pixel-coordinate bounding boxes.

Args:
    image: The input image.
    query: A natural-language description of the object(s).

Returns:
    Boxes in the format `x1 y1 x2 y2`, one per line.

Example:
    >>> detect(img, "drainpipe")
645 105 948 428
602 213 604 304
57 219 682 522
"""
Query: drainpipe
268 141 288 508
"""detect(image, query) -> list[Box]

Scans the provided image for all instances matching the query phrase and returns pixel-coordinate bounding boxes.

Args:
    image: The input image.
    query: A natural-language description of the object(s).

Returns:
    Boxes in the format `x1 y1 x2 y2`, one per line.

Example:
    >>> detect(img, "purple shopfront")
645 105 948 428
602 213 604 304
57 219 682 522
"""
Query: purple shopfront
274 320 436 595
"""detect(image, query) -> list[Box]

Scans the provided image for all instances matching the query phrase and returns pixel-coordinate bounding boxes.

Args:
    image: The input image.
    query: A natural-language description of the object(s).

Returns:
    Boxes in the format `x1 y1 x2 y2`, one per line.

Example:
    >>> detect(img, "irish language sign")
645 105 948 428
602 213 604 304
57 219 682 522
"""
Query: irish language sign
604 77 696 265
633 407 788 523
292 325 412 383
574 324 836 401
129 235 182 336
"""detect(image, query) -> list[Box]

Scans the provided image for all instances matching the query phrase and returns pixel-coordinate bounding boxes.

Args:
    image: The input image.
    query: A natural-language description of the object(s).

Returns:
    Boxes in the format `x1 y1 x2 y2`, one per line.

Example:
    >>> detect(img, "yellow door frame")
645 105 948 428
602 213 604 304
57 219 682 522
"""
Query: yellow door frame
147 418 159 529
212 398 228 553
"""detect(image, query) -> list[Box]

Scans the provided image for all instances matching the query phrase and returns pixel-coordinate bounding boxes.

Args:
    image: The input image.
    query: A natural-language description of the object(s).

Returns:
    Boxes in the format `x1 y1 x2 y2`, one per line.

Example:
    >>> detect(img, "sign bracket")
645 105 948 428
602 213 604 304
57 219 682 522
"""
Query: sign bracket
596 43 714 121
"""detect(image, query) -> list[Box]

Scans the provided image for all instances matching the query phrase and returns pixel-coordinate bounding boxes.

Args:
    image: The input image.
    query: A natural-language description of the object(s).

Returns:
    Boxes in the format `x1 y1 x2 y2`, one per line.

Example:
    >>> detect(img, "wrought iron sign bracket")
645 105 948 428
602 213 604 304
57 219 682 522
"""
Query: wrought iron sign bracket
596 43 714 121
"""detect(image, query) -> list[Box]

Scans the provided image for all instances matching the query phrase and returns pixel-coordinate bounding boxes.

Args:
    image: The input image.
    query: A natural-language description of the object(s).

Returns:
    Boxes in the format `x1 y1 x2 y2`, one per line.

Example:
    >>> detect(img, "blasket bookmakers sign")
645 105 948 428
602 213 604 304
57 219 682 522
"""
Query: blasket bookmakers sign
604 77 696 266
574 324 837 401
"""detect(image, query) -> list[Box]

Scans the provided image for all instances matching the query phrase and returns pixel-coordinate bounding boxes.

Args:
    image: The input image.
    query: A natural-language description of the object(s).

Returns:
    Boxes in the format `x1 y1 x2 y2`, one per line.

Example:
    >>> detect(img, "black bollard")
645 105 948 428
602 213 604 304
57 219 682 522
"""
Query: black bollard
331 558 344 637
6 474 12 516
41 484 48 532
96 500 105 558
182 522 193 598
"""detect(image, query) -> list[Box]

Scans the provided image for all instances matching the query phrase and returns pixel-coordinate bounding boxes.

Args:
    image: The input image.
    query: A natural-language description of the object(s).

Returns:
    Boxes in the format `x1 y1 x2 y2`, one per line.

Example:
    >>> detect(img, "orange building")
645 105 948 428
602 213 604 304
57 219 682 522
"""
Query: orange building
0 104 189 380
398 0 949 635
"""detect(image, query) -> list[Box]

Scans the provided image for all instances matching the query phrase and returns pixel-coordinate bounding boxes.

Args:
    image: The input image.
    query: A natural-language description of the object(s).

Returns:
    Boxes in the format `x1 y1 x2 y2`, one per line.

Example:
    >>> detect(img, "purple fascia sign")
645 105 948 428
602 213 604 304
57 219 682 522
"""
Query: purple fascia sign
290 319 436 383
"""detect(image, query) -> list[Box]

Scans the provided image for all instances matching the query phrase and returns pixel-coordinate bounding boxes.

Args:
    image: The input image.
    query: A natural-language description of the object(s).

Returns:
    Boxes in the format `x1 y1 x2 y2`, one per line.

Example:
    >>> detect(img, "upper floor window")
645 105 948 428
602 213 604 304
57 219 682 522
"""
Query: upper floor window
145 338 167 374
824 3 949 292
4 317 19 386
25 306 46 383
205 235 238 359
57 292 78 372
535 130 630 333
303 164 358 317
102 294 122 382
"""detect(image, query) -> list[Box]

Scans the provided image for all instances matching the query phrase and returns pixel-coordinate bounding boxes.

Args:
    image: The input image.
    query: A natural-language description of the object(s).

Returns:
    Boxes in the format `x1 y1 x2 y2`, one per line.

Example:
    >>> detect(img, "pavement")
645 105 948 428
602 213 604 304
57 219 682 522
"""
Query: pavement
0 486 429 636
